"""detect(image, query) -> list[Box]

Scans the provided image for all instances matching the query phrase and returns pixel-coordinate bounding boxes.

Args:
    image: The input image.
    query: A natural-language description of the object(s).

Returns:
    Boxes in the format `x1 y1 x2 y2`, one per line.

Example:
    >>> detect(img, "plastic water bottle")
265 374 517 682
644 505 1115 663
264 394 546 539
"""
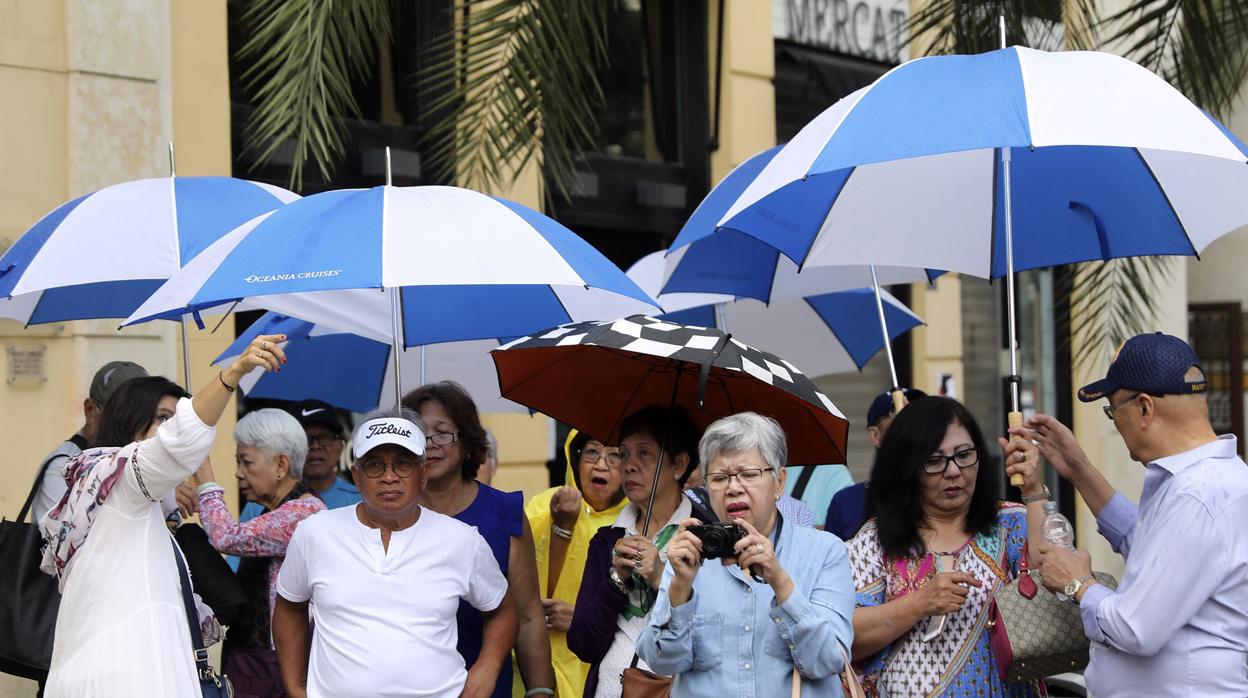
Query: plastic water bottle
1042 501 1075 600
1042 502 1075 550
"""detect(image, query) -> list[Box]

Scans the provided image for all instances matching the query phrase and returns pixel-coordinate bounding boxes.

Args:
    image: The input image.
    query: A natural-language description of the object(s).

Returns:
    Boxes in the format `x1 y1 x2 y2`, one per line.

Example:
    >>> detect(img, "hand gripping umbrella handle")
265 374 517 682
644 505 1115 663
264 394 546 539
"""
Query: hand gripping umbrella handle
1007 411 1025 487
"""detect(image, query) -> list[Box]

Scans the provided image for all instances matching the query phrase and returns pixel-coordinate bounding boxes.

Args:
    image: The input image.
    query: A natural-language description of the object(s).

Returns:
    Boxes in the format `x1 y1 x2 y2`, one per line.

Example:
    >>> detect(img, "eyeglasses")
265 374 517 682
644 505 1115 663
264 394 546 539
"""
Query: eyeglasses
923 448 979 474
426 431 459 447
706 467 774 489
580 446 622 468
1103 392 1142 421
308 434 342 449
359 458 420 479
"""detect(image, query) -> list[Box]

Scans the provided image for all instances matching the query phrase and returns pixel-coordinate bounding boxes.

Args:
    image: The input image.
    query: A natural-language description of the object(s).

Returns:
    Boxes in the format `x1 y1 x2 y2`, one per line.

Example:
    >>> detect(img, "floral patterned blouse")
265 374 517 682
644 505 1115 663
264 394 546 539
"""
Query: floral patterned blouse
847 503 1045 697
197 483 325 648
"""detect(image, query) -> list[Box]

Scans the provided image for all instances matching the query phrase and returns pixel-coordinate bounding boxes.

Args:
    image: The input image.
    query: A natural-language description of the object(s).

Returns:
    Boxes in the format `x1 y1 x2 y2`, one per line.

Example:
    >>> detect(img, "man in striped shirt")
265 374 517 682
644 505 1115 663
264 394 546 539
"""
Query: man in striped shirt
1027 333 1248 697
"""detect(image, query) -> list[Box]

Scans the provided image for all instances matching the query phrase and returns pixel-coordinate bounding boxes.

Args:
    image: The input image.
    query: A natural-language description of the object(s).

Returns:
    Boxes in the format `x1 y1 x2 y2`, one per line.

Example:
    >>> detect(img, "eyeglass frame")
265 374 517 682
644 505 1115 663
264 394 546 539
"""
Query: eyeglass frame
426 431 459 447
1102 392 1145 421
705 467 775 489
357 456 421 479
922 448 979 474
578 445 622 468
307 433 343 449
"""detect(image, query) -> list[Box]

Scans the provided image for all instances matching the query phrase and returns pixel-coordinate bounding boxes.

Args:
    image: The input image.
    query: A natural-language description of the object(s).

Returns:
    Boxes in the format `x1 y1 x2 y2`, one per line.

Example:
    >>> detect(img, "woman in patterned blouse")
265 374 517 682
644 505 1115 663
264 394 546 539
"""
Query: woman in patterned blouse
847 397 1050 697
191 408 326 697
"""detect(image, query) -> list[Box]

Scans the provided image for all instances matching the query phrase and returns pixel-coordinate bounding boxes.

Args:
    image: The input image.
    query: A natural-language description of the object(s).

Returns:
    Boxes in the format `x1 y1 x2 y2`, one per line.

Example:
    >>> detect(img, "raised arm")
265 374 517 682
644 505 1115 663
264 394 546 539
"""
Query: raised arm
196 485 323 557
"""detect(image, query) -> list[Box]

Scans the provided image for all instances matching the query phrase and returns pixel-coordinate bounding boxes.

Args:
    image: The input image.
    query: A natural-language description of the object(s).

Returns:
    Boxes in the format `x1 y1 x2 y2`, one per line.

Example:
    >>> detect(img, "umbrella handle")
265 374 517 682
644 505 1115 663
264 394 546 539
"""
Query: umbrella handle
892 389 907 414
1007 411 1025 487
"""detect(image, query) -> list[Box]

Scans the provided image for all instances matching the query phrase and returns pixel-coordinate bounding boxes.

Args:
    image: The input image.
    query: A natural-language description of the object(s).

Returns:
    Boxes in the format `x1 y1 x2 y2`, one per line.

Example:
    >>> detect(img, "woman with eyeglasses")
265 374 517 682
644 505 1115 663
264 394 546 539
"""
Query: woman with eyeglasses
402 382 555 698
636 411 855 697
524 429 626 697
846 396 1048 696
190 408 326 697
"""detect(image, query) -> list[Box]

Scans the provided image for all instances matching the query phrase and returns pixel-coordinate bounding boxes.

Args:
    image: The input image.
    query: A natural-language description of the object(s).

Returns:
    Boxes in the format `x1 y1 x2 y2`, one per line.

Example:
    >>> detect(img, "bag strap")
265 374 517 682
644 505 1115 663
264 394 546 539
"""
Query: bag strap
169 535 212 677
790 465 817 501
18 452 62 523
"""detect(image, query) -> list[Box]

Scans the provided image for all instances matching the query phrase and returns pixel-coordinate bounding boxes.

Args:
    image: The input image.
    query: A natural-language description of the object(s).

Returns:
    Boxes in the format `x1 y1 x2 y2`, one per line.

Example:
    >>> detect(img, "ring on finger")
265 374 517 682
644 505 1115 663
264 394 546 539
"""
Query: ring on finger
754 543 764 554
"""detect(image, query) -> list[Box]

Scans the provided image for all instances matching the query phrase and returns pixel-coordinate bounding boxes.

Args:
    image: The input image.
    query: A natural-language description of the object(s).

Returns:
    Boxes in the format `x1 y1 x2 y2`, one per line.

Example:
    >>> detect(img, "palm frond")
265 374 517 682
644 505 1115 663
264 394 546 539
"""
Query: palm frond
1104 0 1248 117
1063 256 1175 370
907 0 1099 56
417 0 610 200
236 0 392 191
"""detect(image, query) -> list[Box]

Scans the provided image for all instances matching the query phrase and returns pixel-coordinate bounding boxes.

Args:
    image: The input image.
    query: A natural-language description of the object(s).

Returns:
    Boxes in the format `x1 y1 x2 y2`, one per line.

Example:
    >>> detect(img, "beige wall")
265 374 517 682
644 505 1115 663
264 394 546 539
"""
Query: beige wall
0 2 233 693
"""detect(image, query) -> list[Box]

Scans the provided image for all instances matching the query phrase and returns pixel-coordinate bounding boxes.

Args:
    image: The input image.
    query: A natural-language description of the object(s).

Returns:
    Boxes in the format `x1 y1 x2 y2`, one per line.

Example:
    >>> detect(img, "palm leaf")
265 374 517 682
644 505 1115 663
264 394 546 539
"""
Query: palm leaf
236 0 392 191
416 0 610 200
1104 0 1248 118
1061 256 1175 370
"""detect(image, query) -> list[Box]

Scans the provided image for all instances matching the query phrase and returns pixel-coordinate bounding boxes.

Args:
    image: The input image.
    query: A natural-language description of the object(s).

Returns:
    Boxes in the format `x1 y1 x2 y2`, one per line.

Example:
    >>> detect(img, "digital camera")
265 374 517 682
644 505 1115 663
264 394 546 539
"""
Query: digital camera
689 522 744 559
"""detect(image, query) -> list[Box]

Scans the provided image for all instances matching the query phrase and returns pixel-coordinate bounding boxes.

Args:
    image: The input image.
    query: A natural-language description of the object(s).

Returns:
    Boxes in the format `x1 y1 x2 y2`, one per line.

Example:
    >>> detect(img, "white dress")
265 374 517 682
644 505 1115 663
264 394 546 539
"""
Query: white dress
45 397 214 698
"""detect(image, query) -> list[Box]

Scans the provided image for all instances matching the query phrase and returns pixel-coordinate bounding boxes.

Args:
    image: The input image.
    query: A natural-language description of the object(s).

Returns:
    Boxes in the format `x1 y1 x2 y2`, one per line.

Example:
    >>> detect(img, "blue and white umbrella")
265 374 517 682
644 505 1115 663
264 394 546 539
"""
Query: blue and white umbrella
213 312 523 413
711 45 1248 431
0 176 297 323
660 146 932 303
125 183 659 403
629 251 923 377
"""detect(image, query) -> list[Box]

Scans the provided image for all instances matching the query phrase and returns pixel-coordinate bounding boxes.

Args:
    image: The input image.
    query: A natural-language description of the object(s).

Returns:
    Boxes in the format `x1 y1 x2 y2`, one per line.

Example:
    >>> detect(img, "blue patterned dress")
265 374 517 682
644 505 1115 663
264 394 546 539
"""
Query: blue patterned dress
847 503 1045 697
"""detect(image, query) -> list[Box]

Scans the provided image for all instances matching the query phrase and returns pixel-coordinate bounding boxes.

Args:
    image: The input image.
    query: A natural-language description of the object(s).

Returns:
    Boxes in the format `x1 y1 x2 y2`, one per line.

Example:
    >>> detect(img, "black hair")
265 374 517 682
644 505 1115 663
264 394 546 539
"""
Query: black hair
93 376 190 449
402 381 489 480
619 404 700 485
865 396 1000 559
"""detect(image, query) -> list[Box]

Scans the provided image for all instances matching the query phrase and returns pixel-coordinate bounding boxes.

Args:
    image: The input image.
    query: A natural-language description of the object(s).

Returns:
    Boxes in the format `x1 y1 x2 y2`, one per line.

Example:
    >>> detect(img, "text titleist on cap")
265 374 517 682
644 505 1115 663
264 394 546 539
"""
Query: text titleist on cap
366 422 412 438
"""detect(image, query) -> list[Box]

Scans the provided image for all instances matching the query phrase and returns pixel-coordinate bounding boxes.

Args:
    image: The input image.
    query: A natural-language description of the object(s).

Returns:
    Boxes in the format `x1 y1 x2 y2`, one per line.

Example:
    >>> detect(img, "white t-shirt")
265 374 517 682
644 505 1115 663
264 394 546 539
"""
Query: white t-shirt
276 505 508 698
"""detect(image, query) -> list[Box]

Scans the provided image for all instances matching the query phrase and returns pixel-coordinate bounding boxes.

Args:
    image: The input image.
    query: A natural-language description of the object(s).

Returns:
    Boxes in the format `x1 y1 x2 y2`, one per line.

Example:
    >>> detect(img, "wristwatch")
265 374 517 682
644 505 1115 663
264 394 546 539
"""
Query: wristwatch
609 566 634 594
1020 484 1051 504
1064 574 1095 601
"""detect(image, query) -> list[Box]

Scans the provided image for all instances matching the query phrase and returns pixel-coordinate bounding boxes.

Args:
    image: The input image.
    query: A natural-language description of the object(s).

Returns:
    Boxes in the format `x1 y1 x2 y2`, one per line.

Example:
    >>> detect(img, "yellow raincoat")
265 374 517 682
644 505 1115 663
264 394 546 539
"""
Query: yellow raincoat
521 430 626 698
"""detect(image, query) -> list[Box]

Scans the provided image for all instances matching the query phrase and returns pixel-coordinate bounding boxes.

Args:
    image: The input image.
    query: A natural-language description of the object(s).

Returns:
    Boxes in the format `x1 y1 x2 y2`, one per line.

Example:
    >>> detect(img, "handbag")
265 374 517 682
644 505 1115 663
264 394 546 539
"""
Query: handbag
620 652 672 698
0 455 62 680
170 537 234 698
988 544 1117 683
837 642 866 698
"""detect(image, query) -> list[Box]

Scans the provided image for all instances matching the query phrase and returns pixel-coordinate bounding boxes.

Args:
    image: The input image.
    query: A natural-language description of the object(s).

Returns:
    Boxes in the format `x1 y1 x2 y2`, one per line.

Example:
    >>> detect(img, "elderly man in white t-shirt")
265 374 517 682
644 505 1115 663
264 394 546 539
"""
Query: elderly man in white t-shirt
274 407 516 698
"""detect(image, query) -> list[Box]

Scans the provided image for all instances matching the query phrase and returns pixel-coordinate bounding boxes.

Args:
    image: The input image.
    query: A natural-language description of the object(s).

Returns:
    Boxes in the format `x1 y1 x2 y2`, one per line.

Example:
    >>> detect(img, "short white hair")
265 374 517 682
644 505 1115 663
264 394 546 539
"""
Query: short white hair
698 411 787 479
235 408 309 479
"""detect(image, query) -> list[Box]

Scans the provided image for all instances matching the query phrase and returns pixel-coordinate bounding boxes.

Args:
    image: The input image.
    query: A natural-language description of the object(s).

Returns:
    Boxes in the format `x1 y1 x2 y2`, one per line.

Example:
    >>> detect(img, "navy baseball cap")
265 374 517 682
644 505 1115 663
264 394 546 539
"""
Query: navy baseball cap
288 399 344 434
1078 332 1207 402
867 388 928 427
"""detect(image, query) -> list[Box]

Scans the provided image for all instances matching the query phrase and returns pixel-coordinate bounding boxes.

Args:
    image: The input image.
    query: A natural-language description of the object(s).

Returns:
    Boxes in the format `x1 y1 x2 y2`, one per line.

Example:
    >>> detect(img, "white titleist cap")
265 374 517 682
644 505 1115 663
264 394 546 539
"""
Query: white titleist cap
353 418 426 459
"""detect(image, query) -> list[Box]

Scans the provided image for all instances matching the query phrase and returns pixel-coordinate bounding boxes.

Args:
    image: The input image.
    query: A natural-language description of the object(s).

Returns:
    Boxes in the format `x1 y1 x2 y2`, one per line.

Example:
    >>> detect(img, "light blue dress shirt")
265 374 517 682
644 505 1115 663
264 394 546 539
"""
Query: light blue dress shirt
1079 435 1248 697
636 518 854 697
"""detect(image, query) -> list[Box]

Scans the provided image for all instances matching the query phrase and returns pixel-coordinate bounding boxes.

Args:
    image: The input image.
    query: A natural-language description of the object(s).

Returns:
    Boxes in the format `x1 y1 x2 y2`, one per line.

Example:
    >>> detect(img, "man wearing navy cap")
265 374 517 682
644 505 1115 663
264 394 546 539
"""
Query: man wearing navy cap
822 387 927 540
1026 332 1248 696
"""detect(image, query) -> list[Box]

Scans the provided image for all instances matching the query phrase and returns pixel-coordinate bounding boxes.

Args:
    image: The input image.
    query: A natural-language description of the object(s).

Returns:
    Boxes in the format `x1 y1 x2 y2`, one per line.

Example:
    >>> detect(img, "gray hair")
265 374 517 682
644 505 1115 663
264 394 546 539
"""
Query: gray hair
356 406 427 459
698 411 788 479
235 408 309 479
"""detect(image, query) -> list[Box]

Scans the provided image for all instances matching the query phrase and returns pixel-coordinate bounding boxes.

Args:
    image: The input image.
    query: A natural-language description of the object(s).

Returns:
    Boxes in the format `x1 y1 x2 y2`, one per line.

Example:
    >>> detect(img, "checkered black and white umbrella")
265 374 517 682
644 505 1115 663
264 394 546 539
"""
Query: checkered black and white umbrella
491 315 849 465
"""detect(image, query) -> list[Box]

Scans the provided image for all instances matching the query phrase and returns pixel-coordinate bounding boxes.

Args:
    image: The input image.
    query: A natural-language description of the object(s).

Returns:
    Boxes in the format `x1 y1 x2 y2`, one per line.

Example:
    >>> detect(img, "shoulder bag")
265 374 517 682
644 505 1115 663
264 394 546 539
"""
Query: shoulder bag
988 544 1117 683
0 455 62 679
170 537 234 698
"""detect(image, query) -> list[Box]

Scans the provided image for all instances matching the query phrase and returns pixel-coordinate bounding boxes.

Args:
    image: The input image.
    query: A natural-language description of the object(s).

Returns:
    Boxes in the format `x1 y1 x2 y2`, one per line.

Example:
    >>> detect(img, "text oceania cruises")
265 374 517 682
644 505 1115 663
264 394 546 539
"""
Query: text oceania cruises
244 270 343 284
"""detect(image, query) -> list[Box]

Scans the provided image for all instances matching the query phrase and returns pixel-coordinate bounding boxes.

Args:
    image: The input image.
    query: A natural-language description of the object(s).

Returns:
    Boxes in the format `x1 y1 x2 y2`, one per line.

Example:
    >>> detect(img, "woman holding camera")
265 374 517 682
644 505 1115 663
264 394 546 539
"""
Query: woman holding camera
567 405 708 698
635 412 855 697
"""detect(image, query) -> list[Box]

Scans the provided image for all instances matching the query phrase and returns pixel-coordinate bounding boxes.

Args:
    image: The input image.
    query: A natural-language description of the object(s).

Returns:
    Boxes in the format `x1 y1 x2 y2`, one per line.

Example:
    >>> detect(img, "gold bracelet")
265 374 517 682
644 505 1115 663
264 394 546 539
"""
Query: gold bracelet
218 372 236 393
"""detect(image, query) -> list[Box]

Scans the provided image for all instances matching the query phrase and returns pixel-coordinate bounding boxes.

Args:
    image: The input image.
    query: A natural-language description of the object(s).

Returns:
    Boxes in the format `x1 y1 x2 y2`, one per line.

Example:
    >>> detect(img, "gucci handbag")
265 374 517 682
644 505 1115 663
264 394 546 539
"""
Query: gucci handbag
988 547 1117 683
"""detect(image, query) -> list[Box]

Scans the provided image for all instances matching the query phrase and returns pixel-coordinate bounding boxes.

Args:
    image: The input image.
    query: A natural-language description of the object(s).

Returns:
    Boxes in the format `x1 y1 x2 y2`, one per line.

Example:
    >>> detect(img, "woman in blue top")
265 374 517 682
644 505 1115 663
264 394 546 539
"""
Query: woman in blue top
637 411 856 697
404 382 555 698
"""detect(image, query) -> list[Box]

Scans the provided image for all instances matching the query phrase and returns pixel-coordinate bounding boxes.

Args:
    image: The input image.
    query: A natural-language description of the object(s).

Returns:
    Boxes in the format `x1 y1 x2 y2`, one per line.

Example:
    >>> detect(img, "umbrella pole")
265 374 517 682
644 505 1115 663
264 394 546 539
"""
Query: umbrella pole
1002 145 1025 487
168 141 195 389
420 345 427 385
640 368 683 538
870 265 905 413
715 302 729 333
384 147 405 408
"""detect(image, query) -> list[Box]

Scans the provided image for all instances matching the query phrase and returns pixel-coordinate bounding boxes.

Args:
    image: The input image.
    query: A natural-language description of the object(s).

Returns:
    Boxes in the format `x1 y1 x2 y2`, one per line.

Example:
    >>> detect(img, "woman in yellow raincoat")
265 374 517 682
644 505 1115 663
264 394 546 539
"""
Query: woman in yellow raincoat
523 430 626 697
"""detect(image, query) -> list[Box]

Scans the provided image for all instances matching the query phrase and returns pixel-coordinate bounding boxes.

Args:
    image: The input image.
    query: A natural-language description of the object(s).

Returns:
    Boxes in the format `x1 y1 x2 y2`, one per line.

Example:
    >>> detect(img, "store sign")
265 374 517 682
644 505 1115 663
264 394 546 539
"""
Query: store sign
774 0 909 64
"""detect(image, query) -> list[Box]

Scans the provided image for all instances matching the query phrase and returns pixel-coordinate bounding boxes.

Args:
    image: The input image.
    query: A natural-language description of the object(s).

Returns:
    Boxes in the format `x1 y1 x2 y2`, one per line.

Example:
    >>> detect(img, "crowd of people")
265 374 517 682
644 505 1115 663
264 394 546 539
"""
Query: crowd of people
23 330 1248 697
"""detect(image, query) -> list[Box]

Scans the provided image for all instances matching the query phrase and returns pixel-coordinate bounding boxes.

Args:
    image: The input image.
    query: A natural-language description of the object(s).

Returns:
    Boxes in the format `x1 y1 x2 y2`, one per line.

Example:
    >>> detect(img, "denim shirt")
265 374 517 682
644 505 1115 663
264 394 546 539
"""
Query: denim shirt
636 518 854 698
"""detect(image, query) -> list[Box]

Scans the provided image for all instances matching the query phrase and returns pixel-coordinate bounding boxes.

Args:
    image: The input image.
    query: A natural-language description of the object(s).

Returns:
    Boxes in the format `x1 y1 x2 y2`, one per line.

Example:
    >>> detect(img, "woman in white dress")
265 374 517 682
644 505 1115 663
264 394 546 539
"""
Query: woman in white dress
41 333 286 697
